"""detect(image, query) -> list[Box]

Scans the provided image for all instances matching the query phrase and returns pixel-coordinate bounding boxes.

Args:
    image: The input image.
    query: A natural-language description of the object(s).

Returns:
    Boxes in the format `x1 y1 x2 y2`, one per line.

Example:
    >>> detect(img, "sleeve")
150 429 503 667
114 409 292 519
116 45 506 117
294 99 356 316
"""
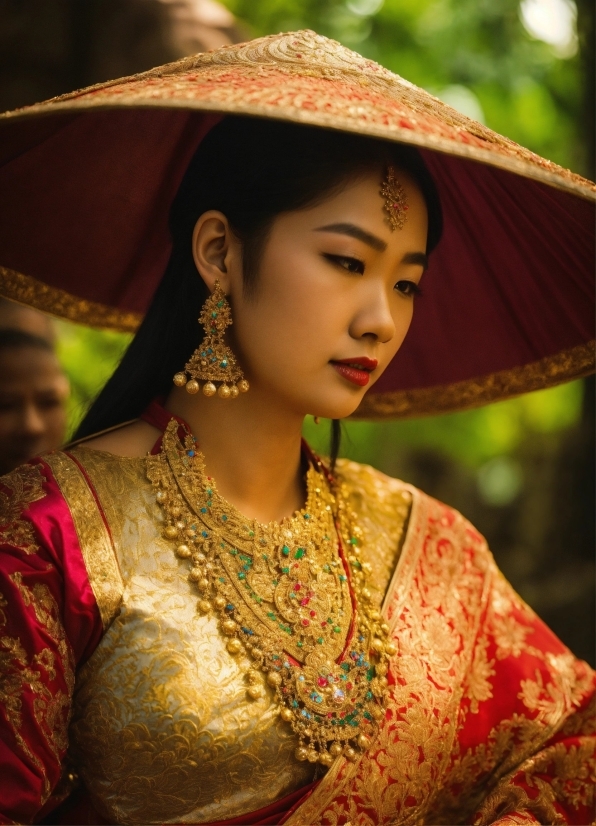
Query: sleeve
456 563 595 826
0 459 104 825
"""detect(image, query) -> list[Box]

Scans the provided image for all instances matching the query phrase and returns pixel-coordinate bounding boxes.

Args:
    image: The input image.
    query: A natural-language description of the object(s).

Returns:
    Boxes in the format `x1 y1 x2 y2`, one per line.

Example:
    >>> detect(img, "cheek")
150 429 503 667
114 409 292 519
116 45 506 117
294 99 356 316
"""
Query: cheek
235 251 336 373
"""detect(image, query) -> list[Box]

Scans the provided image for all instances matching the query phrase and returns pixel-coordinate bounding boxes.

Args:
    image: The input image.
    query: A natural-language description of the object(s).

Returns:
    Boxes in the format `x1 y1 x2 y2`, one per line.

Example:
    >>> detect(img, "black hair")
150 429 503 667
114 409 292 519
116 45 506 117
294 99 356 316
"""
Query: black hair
0 328 54 353
75 116 443 463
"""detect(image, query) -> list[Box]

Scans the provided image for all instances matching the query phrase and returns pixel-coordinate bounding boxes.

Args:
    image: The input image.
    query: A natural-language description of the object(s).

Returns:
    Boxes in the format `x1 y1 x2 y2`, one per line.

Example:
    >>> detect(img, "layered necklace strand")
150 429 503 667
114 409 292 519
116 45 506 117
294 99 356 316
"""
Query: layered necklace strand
147 419 395 766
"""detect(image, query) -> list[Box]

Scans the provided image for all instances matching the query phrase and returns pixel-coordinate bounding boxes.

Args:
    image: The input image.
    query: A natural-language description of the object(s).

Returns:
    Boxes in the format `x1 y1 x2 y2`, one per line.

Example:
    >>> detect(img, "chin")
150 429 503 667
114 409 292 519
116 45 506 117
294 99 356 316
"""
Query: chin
309 392 367 421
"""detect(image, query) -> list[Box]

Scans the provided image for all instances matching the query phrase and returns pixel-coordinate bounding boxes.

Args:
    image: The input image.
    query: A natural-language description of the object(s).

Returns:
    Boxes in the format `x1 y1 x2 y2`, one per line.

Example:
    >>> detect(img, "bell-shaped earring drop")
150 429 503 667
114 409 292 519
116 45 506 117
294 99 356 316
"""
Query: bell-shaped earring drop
173 280 249 399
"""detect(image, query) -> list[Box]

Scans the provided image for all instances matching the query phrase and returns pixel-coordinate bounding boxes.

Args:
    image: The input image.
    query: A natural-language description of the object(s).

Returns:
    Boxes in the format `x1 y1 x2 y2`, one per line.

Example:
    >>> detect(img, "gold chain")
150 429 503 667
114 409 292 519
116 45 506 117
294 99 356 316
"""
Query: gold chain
147 419 396 766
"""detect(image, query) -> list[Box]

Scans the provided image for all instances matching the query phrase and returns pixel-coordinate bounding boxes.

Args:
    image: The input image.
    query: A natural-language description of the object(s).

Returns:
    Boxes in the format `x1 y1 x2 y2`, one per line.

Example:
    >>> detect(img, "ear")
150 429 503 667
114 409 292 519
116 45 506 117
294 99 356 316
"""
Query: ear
191 211 242 294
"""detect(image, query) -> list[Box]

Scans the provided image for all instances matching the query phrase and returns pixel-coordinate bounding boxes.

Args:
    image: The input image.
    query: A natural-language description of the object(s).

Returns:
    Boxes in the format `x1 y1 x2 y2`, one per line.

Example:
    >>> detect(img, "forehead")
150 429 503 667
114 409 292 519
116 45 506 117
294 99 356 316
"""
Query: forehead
274 166 428 244
0 346 62 383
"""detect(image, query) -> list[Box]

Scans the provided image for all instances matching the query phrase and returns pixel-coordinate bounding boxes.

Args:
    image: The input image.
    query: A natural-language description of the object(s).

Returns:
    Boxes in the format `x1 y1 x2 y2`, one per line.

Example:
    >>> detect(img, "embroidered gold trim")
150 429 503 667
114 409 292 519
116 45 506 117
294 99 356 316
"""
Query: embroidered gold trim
0 267 141 332
0 463 46 555
355 341 596 419
44 452 123 628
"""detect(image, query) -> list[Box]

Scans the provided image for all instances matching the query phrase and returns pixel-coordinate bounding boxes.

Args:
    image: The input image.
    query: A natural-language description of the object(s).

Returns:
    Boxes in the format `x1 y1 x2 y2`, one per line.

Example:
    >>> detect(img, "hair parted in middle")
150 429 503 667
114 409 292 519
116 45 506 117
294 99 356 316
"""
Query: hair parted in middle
76 116 443 461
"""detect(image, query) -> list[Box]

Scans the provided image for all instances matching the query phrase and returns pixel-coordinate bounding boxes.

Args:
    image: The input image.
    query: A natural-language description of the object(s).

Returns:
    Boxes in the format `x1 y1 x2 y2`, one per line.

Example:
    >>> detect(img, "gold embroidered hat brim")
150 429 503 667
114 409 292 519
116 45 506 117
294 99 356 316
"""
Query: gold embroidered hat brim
0 30 594 417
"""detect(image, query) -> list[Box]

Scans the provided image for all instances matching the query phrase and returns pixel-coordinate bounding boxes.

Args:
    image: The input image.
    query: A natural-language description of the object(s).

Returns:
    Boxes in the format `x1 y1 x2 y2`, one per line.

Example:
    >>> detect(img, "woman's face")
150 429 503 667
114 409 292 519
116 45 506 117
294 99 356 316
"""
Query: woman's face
207 166 428 421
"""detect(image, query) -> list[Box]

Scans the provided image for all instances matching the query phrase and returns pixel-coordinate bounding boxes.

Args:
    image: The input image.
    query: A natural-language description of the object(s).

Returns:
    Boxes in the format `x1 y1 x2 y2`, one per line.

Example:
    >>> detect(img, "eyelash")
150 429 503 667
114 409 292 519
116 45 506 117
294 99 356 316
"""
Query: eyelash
323 254 423 297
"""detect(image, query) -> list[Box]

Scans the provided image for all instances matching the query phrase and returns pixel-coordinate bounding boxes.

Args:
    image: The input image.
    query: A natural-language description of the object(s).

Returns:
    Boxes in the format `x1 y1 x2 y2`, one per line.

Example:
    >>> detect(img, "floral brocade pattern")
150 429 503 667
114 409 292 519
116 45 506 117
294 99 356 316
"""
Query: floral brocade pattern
67 447 411 825
284 495 595 826
0 463 46 555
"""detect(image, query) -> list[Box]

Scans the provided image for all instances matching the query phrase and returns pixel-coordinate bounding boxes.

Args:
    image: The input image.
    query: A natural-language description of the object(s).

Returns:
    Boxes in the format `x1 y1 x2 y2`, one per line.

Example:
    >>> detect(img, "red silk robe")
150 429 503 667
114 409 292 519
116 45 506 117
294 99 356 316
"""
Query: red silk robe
0 441 594 825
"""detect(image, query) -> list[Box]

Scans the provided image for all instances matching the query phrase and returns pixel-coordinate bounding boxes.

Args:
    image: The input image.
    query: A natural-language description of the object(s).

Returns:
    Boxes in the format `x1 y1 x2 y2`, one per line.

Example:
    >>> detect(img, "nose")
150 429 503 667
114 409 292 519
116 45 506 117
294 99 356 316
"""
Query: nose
19 403 47 438
349 282 397 344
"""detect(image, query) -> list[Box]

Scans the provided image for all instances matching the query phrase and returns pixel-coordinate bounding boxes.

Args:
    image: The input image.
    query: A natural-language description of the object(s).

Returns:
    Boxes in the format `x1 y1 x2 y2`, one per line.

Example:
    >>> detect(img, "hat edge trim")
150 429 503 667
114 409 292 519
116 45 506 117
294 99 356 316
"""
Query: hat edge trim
353 342 596 420
0 266 140 332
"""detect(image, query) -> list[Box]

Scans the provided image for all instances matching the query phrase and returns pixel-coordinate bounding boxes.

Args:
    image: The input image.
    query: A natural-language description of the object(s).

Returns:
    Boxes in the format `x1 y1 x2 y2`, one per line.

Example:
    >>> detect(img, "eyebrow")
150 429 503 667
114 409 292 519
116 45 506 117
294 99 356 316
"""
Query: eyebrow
314 222 387 252
315 222 429 269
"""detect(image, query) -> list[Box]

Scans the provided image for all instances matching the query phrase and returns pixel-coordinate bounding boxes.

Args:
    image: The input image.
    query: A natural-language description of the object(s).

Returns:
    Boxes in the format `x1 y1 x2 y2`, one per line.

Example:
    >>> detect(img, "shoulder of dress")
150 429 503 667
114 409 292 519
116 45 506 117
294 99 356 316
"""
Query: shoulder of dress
334 457 414 500
335 458 493 571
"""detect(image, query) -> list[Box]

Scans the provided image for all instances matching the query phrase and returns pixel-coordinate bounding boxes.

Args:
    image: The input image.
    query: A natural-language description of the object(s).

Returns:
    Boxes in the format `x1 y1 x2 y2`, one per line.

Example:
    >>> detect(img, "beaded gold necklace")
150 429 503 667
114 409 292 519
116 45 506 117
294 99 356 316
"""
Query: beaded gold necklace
147 418 395 766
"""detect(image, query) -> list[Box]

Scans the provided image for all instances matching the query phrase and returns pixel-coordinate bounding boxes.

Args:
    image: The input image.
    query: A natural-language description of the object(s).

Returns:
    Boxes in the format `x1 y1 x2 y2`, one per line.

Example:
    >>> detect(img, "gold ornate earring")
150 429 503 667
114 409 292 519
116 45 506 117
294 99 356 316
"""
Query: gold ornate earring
173 280 249 399
380 166 409 231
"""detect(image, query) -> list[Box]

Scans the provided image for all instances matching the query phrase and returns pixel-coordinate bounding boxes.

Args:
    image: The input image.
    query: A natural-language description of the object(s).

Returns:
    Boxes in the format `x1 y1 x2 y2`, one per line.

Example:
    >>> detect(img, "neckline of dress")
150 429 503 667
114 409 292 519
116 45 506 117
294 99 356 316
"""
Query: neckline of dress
140 398 335 484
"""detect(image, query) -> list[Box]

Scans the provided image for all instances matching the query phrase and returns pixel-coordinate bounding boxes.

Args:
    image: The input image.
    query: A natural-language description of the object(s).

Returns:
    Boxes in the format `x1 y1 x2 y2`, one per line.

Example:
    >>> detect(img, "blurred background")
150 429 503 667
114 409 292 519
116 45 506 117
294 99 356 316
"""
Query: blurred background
0 0 593 664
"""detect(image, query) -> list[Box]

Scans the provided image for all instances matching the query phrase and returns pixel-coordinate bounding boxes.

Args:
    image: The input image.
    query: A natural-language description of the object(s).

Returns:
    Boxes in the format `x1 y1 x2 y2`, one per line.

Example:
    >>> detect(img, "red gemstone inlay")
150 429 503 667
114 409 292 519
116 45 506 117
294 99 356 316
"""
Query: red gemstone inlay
301 619 309 626
318 677 328 687
310 610 316 617
294 583 301 591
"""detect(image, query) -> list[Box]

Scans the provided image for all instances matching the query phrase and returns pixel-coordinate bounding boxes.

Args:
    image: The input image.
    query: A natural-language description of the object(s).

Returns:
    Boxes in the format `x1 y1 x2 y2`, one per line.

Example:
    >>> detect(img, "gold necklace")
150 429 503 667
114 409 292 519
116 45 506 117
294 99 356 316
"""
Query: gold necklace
147 419 396 766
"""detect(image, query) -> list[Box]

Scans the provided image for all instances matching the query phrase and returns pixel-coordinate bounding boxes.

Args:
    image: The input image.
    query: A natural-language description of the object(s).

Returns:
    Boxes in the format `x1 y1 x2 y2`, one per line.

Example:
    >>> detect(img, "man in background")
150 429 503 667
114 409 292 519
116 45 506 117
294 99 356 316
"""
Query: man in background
0 300 68 475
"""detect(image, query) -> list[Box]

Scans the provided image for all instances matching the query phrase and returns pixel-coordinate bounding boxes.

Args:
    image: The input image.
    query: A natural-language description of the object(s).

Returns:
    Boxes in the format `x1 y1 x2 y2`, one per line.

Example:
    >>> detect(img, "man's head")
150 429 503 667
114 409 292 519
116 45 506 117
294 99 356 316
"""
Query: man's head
0 326 68 475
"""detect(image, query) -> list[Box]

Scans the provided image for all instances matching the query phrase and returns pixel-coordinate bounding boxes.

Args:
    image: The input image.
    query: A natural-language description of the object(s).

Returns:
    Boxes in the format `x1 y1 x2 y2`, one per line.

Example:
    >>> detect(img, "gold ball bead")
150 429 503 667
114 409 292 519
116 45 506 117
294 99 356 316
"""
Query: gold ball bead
156 490 167 503
229 385 239 398
371 638 384 653
237 379 250 393
197 600 211 614
214 595 226 610
302 728 312 739
380 623 389 635
186 379 200 394
226 638 242 655
247 685 262 701
370 705 384 720
170 505 181 518
246 670 260 684
357 733 370 750
267 671 282 688
329 743 343 757
222 619 237 636
360 587 372 601
378 676 389 689
193 552 206 564
280 707 293 722
188 568 203 582
384 642 398 657
176 544 192 559
375 662 388 677
218 384 231 399
344 746 357 762
203 382 216 397
369 609 381 621
306 749 318 763
319 751 334 766
295 746 309 762
197 578 210 593
164 525 178 539
173 372 187 387
250 648 263 660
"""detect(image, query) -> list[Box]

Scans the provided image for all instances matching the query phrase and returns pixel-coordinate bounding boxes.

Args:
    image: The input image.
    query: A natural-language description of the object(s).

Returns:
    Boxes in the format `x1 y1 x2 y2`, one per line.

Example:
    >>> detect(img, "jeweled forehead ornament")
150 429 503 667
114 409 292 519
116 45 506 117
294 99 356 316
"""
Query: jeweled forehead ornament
380 166 409 231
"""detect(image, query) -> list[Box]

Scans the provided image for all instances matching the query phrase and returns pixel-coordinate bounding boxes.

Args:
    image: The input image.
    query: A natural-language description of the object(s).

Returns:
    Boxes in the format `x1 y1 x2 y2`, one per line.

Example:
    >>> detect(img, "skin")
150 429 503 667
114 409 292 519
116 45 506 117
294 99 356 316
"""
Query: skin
0 346 69 475
0 300 56 343
86 167 428 523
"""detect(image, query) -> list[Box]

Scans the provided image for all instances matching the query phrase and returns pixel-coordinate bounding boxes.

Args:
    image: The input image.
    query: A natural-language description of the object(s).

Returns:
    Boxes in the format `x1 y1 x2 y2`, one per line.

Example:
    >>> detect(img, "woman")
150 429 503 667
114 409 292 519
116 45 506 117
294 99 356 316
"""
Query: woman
0 30 594 826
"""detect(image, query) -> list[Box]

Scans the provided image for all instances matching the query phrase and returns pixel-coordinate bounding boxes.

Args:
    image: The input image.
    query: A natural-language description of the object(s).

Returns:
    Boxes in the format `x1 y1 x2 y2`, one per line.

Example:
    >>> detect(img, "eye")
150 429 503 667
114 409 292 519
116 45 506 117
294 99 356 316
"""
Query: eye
323 254 365 275
395 280 422 297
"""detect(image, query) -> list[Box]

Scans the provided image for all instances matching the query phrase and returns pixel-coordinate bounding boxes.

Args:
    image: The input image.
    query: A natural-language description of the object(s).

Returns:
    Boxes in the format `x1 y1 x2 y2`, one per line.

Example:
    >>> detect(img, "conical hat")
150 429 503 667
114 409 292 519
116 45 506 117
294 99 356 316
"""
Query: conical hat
0 30 593 418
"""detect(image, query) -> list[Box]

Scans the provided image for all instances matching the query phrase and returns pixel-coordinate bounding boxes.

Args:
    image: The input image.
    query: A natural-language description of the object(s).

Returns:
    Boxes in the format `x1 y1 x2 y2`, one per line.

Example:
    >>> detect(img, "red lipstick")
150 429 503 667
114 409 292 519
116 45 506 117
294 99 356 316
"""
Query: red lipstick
330 357 378 387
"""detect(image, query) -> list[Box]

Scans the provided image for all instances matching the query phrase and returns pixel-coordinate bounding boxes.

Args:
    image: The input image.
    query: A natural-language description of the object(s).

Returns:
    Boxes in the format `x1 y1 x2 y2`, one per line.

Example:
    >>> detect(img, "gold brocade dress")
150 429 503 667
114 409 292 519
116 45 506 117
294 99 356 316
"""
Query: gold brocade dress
53 446 411 825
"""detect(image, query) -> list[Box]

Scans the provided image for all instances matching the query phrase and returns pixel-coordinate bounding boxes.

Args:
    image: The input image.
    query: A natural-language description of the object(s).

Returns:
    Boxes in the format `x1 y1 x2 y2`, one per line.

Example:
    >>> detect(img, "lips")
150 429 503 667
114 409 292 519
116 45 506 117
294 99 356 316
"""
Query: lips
330 357 378 387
